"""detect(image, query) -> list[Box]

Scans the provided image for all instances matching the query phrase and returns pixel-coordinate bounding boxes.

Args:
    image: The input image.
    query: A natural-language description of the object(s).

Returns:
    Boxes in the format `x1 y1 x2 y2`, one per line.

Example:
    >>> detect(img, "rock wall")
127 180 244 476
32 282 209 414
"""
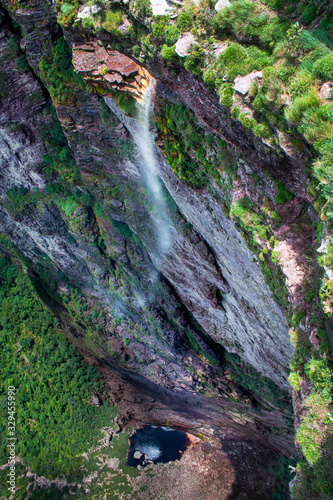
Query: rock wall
0 0 296 456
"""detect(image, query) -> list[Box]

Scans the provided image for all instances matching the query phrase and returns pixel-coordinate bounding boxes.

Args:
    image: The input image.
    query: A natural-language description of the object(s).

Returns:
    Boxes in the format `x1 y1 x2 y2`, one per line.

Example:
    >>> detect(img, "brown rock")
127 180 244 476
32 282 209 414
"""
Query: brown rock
106 53 139 77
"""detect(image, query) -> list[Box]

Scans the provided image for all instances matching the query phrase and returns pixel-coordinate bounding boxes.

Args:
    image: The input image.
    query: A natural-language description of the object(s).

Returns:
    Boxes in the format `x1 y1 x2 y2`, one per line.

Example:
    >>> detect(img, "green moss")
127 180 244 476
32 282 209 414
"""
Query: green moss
275 181 294 205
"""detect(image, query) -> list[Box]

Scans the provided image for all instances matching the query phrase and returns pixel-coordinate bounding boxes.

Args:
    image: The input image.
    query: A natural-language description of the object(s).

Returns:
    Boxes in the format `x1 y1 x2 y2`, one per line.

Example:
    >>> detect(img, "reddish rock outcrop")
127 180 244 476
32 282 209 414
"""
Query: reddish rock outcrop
72 41 150 98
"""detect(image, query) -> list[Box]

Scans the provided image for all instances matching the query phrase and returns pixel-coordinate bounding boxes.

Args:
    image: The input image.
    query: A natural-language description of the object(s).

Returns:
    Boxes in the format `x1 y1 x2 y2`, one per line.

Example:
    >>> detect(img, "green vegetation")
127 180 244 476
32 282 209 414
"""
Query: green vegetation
37 103 81 183
230 196 289 308
55 0 79 26
275 181 294 205
39 38 84 104
185 329 218 365
157 100 236 188
225 351 292 415
0 239 117 484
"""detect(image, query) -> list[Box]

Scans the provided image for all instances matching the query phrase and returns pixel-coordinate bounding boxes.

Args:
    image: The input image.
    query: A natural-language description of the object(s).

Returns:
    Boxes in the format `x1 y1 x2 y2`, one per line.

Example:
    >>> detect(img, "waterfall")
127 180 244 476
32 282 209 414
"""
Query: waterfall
134 79 172 261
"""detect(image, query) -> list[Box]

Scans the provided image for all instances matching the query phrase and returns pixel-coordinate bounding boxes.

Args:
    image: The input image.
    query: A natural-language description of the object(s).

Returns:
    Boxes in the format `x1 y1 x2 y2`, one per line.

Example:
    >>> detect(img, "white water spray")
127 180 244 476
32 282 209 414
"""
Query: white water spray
134 79 172 261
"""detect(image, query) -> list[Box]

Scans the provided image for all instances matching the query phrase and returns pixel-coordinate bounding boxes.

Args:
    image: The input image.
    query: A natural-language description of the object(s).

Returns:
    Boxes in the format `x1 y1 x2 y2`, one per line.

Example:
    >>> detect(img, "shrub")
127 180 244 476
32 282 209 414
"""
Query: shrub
164 25 180 46
299 107 333 143
152 15 170 38
184 45 205 75
300 5 317 25
82 17 94 30
285 91 321 124
103 10 124 33
213 0 257 37
220 43 247 65
320 279 333 316
60 2 74 15
133 0 152 18
16 54 29 73
289 69 314 99
218 83 234 107
258 16 290 47
203 68 216 90
289 372 301 391
313 52 333 80
161 44 176 60
38 38 84 104
297 393 332 464
177 11 193 32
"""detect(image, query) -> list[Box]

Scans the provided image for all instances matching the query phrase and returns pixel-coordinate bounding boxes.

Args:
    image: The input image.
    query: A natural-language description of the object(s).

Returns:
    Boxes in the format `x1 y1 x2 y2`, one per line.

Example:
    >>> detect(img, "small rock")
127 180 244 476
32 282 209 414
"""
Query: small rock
134 451 142 459
234 71 262 95
175 33 197 57
214 0 231 12
77 5 100 20
213 42 228 57
319 82 332 100
150 0 173 16
109 198 123 208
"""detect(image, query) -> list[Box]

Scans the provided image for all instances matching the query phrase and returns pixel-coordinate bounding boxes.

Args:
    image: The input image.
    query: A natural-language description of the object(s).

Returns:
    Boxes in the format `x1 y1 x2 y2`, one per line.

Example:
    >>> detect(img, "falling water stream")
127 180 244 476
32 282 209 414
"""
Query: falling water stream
134 79 172 262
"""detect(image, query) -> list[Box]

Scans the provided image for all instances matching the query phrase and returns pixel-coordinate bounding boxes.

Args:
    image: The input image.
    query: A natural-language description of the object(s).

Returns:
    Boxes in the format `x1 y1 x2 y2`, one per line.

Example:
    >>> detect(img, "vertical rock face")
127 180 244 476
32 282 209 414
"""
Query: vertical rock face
104 97 292 391
0 0 295 455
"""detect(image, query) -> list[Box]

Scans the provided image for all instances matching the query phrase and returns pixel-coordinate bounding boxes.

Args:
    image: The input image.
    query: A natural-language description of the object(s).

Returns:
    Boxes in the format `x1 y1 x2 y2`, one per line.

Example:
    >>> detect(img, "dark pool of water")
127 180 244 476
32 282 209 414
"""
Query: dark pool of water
127 426 188 467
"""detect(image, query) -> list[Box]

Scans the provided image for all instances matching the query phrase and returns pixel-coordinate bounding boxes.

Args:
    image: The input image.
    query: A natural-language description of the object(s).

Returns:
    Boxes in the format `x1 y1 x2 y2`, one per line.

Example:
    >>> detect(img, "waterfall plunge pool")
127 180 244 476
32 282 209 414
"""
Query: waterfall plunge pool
127 426 188 467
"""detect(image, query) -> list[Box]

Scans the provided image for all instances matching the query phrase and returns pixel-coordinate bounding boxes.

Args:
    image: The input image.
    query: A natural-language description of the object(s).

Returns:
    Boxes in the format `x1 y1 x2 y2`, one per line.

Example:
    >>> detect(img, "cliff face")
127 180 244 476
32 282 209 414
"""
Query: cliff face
0 0 303 466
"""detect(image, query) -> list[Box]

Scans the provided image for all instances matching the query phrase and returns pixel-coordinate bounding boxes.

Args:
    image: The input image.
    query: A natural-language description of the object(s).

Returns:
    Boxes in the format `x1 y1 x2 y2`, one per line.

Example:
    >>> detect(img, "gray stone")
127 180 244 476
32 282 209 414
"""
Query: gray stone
175 33 197 57
150 0 173 16
77 5 100 20
234 71 262 95
215 0 231 12
319 82 332 100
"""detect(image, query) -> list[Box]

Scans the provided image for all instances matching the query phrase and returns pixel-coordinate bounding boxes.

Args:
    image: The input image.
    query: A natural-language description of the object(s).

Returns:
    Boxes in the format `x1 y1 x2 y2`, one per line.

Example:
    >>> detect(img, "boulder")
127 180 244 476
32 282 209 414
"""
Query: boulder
320 82 332 100
150 0 173 16
175 33 197 57
214 0 231 12
77 5 100 20
234 71 262 95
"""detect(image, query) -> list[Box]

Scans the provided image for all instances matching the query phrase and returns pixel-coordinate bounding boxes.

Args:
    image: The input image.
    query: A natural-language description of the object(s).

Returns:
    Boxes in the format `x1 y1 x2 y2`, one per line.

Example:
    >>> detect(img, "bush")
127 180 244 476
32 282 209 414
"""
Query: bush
203 68 216 90
297 393 332 464
38 37 84 104
184 45 205 75
164 24 180 46
82 16 94 30
133 0 152 18
285 91 320 124
161 44 176 60
213 0 257 36
220 43 247 64
289 372 301 391
218 83 234 107
289 69 314 99
152 15 170 38
103 10 124 33
300 5 317 25
60 2 74 15
313 52 333 80
177 11 193 32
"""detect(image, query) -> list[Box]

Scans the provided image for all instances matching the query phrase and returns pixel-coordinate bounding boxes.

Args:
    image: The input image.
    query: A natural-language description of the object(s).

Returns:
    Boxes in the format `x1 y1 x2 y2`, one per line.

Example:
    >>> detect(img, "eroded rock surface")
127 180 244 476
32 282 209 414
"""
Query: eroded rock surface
72 41 150 98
